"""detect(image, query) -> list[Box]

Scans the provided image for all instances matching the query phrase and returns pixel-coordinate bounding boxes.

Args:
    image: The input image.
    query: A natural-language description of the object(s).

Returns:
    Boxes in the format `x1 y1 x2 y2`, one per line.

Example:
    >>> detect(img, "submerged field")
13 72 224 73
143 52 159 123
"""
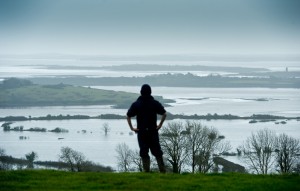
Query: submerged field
0 170 299 191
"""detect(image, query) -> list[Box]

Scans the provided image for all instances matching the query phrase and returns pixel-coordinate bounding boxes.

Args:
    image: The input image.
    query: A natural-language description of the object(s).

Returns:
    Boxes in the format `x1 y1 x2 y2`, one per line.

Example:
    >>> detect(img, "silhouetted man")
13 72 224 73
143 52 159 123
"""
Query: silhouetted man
127 84 167 173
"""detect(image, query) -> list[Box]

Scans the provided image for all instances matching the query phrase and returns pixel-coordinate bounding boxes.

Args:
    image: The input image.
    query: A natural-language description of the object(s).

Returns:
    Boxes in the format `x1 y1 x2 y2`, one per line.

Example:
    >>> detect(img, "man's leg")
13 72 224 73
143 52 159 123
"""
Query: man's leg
138 132 151 172
150 131 166 173
156 156 166 173
142 157 150 172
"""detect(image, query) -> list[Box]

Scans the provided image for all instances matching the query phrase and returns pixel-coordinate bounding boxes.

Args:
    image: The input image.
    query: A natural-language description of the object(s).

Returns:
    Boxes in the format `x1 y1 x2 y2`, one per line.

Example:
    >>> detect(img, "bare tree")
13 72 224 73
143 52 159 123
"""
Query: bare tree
184 121 231 173
25 151 38 169
59 147 86 172
115 144 158 172
129 149 143 172
275 133 300 174
0 148 9 170
160 121 231 174
0 148 4 156
185 121 205 173
115 143 133 172
59 147 75 171
160 121 188 173
195 127 230 173
241 128 276 174
102 123 110 136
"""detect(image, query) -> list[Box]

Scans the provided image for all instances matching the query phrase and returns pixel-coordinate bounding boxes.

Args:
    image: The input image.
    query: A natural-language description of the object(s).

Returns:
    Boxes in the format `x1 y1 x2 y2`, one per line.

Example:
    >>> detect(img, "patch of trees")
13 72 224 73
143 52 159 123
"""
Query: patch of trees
97 114 126 119
49 127 69 133
115 121 232 173
0 147 113 172
59 147 91 172
160 121 232 173
39 114 90 120
1 122 68 133
115 121 300 174
57 147 113 172
0 78 32 89
0 115 91 122
0 150 38 170
241 128 300 174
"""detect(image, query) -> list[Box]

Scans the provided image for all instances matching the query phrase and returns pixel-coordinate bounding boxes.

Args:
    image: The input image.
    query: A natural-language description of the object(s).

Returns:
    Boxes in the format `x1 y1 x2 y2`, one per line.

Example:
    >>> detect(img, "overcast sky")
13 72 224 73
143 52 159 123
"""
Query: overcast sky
0 0 299 56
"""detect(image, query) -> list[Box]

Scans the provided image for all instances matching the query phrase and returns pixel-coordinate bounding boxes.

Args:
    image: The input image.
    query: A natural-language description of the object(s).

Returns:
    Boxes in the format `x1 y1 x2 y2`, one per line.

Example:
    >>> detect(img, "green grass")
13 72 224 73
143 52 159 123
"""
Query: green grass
0 170 299 191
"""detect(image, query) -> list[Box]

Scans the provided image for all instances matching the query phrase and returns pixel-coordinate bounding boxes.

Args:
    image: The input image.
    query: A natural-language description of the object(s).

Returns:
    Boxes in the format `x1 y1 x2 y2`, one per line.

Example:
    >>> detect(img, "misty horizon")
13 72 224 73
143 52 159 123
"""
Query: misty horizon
1 0 300 56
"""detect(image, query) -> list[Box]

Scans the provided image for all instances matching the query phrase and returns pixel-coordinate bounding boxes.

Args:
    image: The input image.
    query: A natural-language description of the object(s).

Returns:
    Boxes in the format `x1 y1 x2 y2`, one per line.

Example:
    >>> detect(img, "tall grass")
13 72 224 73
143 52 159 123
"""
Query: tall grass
0 170 299 191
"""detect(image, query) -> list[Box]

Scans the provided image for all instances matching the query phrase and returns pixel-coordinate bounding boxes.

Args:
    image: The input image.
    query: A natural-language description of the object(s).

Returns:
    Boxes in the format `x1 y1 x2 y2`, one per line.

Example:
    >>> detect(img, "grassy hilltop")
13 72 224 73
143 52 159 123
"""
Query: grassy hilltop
0 170 299 191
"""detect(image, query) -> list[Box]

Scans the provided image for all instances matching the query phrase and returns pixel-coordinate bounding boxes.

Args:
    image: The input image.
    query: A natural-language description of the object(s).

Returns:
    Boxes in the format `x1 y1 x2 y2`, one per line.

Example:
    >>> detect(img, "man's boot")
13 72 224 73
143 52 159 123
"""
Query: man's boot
156 156 166 173
142 158 150 172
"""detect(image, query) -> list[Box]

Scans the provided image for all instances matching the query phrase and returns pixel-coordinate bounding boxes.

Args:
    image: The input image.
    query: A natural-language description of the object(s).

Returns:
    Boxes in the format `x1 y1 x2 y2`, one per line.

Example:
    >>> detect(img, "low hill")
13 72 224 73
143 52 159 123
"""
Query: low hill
0 170 299 191
0 78 173 108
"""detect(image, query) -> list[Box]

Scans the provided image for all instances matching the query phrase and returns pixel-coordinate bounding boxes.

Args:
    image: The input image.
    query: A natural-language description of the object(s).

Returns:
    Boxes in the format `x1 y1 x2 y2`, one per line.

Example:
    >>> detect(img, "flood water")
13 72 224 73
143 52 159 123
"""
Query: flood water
0 58 299 170
1 87 299 169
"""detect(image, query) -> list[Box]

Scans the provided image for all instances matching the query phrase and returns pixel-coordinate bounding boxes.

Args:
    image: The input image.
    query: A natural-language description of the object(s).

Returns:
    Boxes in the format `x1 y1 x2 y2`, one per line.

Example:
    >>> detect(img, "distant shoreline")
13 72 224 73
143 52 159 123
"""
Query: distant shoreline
1 113 299 122
28 73 300 88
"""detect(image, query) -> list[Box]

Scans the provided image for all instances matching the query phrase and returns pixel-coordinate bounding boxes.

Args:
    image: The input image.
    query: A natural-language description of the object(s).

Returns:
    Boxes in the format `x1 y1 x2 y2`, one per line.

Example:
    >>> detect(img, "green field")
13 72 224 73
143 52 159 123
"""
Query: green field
0 170 299 191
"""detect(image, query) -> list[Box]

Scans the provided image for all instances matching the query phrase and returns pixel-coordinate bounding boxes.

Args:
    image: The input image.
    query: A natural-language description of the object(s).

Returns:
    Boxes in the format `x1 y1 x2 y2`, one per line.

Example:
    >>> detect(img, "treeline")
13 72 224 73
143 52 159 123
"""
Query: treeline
100 64 269 73
0 149 113 172
167 113 298 120
1 123 69 133
28 73 300 88
0 114 124 122
1 113 299 122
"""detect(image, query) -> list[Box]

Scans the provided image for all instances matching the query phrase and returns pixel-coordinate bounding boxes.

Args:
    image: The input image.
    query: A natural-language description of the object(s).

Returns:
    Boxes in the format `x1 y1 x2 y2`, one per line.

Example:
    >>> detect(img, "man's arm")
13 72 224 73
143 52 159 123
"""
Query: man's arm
156 112 167 130
127 116 139 132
